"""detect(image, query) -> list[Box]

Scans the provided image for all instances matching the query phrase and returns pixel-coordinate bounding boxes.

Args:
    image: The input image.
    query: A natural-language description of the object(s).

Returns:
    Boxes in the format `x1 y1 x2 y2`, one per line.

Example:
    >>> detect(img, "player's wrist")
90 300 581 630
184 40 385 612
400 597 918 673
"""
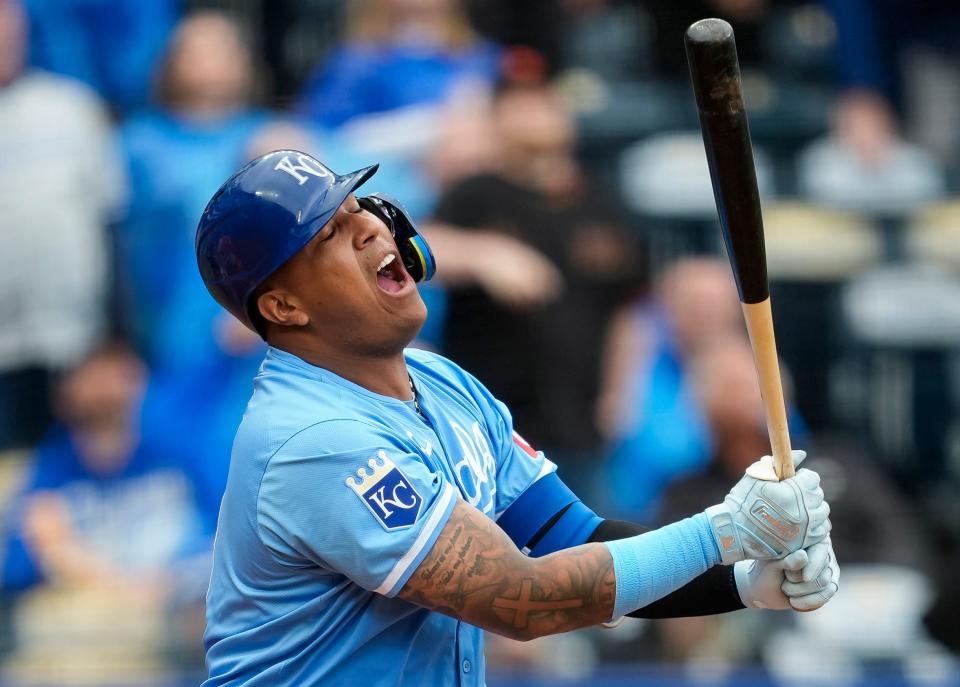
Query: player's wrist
733 559 754 606
704 502 747 564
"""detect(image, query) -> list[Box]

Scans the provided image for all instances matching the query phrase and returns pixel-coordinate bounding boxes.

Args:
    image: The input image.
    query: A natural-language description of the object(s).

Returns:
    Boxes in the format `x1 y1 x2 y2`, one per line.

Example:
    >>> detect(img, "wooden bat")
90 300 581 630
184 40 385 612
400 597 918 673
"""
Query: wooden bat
685 18 795 480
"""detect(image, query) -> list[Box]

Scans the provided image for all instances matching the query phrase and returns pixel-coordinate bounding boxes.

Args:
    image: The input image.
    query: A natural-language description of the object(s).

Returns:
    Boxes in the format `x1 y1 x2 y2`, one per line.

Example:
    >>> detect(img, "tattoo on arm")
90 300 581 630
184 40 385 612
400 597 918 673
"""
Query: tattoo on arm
398 499 616 640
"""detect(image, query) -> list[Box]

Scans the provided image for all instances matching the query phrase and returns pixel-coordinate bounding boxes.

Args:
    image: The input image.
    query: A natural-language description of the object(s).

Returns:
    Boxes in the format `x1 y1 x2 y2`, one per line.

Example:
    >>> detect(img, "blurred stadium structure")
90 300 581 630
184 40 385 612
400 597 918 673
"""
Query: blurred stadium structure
1 0 959 685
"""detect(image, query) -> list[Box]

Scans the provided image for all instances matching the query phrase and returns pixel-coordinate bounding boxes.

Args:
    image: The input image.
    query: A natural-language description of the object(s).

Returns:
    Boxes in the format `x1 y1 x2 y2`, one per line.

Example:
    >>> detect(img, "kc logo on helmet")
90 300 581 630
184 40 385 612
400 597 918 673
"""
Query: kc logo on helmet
274 154 331 186
346 451 422 531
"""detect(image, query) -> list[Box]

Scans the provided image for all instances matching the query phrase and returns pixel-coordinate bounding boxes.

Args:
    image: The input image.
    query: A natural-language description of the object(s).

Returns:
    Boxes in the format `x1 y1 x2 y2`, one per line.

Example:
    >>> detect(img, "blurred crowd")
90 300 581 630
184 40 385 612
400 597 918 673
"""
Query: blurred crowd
1 0 959 684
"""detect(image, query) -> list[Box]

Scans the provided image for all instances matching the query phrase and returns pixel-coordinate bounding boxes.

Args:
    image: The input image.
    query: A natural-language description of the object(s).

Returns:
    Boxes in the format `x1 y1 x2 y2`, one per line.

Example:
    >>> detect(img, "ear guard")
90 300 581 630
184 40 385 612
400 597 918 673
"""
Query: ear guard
358 193 436 283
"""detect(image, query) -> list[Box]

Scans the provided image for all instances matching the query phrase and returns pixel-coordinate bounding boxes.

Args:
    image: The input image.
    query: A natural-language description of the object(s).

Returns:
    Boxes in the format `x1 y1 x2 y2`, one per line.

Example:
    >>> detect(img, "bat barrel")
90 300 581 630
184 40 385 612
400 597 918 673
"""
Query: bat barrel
686 18 795 480
684 19 768 305
685 19 738 113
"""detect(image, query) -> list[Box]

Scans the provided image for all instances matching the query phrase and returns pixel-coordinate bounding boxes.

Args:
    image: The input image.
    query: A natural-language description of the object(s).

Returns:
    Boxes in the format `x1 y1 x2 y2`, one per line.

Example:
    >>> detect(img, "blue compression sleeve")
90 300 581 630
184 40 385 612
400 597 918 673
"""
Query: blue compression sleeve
605 513 721 620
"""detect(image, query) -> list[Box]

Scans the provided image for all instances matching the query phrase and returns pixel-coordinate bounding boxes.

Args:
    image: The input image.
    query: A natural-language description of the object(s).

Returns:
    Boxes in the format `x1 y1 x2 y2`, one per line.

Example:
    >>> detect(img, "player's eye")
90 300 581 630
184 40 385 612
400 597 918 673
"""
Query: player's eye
317 221 338 242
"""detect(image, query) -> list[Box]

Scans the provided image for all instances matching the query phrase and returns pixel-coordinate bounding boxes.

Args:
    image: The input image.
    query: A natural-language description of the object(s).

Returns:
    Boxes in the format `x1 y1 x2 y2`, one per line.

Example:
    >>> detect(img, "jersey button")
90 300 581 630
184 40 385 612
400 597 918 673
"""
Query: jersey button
462 659 472 674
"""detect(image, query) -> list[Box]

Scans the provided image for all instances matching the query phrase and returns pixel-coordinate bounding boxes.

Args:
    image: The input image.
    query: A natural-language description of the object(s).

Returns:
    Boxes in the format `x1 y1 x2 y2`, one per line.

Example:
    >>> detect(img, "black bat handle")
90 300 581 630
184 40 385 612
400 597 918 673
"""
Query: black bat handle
685 18 769 304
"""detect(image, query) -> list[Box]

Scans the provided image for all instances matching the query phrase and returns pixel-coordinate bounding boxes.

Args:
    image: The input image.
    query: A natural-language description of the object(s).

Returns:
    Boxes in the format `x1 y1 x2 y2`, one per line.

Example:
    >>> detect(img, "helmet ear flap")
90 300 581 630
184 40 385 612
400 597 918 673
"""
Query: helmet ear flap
357 196 392 234
358 194 436 283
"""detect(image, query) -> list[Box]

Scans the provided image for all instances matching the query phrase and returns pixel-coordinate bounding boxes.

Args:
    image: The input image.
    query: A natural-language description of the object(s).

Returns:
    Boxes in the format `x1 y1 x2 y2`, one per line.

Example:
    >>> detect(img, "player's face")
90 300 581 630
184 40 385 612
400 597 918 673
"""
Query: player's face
279 193 427 355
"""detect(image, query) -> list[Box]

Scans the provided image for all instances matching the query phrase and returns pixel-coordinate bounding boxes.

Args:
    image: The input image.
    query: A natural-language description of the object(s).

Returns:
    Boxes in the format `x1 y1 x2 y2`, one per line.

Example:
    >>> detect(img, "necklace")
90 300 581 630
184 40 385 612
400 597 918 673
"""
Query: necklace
408 374 424 418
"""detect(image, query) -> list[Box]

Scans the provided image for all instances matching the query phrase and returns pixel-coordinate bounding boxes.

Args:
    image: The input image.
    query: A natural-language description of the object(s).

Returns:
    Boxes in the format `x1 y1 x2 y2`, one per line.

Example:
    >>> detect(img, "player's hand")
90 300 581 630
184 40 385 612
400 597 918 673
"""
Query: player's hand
704 450 830 564
782 537 839 612
734 549 808 610
734 537 839 611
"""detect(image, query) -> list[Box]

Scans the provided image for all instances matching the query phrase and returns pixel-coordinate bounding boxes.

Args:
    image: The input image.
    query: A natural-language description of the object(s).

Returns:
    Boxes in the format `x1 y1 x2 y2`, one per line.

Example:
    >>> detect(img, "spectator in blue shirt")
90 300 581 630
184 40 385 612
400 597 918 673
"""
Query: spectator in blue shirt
1 344 219 596
297 0 500 131
115 11 276 487
603 258 810 520
117 11 270 371
602 259 740 519
22 0 176 112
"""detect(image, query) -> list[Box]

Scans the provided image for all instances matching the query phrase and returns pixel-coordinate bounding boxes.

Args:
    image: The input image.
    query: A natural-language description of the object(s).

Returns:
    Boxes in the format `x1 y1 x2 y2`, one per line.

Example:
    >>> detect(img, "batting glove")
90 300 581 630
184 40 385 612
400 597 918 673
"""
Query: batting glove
734 549 808 610
705 450 831 564
734 537 839 611
782 537 840 611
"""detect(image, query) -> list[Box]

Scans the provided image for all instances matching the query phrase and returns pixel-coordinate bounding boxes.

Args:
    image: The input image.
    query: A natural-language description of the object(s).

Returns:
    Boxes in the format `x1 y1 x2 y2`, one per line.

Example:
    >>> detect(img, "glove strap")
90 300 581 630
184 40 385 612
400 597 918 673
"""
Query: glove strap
704 504 743 565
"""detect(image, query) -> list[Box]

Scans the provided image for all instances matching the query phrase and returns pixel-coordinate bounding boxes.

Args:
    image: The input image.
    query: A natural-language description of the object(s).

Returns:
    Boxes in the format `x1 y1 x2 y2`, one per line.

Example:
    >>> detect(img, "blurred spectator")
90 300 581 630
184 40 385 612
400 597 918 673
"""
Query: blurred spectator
297 0 500 141
426 105 500 189
1 344 219 591
426 71 645 501
601 258 743 519
117 10 269 371
0 344 218 679
0 0 123 450
22 0 177 113
823 0 960 165
797 131 944 216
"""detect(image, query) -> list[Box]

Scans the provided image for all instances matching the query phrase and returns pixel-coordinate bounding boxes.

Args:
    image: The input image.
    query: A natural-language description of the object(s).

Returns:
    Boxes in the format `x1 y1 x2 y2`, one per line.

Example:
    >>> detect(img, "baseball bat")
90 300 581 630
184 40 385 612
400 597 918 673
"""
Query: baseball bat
684 18 795 480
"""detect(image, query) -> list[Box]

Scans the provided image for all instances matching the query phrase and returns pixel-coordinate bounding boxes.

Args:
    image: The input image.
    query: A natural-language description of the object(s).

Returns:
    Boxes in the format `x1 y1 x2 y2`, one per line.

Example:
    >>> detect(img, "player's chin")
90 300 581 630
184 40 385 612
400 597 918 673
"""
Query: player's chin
375 285 427 330
402 291 428 328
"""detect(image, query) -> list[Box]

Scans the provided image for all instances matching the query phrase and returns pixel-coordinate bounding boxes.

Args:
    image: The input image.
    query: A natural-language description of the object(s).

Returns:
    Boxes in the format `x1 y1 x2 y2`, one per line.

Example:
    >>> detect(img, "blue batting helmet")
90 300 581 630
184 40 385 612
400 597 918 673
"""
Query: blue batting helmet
195 149 435 334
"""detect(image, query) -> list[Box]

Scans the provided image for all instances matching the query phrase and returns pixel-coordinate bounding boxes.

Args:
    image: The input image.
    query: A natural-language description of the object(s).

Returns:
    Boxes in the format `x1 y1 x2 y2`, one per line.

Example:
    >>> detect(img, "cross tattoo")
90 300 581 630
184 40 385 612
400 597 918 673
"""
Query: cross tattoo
492 578 584 628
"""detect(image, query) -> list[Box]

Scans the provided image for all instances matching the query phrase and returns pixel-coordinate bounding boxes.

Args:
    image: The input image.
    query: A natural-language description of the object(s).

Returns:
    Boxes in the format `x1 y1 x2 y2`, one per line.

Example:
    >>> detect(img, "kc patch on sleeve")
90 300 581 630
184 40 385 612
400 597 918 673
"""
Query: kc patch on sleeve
346 451 423 530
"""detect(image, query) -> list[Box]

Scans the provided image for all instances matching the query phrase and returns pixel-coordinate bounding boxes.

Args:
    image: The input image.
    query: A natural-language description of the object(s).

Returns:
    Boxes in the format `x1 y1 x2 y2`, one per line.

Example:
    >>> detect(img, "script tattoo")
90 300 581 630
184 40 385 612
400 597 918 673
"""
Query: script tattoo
398 500 616 640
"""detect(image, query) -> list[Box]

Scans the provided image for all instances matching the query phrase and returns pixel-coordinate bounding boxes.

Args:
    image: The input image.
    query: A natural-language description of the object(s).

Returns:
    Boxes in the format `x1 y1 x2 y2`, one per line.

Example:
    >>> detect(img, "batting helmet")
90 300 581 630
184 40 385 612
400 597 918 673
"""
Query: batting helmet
195 149 435 334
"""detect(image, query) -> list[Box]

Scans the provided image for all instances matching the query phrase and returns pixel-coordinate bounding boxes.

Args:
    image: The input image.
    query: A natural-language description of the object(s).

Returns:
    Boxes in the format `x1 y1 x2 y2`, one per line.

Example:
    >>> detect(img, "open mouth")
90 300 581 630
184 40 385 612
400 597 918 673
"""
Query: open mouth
375 253 410 294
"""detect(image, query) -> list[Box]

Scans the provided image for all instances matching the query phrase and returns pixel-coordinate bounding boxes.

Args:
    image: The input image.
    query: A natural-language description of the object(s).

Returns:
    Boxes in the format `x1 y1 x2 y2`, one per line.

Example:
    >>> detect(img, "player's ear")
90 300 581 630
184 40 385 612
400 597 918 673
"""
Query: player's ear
256 288 310 328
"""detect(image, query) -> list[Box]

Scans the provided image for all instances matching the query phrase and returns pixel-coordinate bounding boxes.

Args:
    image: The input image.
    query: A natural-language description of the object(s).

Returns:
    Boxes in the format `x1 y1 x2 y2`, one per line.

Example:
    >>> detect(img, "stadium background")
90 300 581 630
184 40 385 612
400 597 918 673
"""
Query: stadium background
0 0 959 684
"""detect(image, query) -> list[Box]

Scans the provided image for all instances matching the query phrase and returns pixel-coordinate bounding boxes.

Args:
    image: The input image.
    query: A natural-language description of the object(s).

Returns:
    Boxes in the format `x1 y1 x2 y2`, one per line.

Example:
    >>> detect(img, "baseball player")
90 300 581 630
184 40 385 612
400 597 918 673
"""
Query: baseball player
196 150 839 686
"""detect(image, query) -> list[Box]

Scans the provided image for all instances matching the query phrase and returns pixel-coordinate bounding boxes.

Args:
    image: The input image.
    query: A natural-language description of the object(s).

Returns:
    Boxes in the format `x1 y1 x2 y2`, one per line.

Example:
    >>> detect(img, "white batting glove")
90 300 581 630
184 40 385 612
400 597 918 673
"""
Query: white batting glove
734 549 809 610
734 535 839 611
705 450 831 564
782 537 840 611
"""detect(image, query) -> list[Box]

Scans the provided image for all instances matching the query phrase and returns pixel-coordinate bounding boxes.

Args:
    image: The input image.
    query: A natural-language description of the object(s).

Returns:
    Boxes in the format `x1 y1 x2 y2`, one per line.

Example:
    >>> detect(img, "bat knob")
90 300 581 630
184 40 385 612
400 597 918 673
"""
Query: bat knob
685 18 733 45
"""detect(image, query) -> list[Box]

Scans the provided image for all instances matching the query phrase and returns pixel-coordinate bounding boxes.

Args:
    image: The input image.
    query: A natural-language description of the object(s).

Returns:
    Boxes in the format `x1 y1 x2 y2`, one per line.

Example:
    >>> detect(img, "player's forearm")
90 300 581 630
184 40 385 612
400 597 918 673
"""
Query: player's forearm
588 518 744 617
398 500 616 641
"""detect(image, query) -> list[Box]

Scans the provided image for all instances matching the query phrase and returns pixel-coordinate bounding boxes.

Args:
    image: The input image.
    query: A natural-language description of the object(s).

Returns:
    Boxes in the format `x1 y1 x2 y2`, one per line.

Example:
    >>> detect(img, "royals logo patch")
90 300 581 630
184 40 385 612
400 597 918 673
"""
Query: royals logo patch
346 451 422 531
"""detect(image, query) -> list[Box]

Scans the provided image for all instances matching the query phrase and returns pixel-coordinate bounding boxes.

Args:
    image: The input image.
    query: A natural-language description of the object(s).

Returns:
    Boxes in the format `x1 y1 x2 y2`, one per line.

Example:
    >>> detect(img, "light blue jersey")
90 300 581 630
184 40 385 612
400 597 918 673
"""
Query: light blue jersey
204 346 554 686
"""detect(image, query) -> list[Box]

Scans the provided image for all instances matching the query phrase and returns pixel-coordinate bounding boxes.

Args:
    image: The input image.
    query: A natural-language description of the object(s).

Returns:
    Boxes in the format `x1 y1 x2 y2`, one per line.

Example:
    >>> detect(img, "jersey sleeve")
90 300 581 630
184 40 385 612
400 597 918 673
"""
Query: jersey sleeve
256 420 457 597
440 362 557 518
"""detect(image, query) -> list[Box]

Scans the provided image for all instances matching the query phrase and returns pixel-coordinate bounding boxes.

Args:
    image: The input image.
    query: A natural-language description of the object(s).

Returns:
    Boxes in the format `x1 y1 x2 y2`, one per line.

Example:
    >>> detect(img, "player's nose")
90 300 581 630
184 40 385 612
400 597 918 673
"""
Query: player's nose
351 211 382 251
